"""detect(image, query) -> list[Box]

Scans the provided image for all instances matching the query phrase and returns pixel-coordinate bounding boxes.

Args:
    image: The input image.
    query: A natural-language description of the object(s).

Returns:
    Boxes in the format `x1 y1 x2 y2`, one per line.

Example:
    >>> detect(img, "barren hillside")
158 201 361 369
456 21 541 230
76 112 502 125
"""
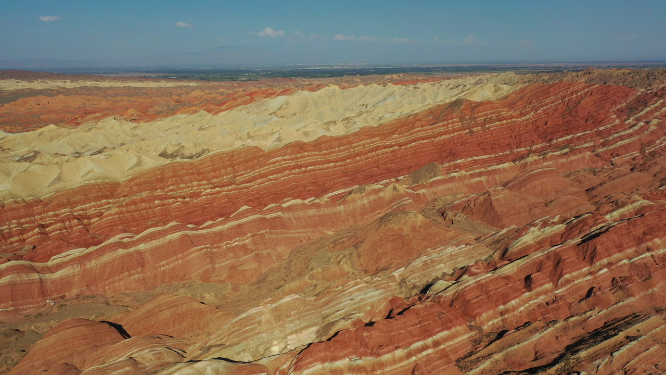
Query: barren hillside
1 69 666 374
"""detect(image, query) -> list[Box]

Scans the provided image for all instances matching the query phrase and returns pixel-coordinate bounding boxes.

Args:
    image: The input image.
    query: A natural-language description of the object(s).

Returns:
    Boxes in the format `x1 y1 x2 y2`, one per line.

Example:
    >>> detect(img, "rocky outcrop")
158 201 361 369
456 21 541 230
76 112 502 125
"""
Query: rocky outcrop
515 67 666 90
1 69 666 374
0 74 517 198
0 71 447 133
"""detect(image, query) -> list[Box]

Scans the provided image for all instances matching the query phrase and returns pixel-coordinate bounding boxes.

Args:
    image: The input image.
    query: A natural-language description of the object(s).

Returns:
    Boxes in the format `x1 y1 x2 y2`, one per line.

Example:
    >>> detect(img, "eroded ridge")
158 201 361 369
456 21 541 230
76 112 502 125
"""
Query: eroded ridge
1 69 666 374
0 73 517 198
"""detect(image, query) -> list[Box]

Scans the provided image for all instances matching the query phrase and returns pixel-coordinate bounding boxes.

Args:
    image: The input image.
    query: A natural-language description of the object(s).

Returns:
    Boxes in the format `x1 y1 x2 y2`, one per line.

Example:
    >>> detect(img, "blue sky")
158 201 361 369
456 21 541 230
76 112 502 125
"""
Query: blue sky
1 0 665 64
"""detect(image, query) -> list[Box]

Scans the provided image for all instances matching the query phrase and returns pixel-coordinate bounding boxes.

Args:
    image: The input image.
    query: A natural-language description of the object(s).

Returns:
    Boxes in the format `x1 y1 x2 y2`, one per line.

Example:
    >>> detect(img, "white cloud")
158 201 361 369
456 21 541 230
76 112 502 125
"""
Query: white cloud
334 34 355 41
254 27 284 37
40 16 62 22
463 34 482 45
434 34 483 46
335 34 420 44
334 34 381 42
389 37 421 44
517 39 532 46
150 35 159 39
176 21 193 28
219 37 227 43
250 28 323 41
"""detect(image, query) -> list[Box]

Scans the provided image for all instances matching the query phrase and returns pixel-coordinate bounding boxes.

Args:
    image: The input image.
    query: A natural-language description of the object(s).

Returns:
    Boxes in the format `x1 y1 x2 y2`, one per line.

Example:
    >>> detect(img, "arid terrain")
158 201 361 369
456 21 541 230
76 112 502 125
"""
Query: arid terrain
1 68 666 374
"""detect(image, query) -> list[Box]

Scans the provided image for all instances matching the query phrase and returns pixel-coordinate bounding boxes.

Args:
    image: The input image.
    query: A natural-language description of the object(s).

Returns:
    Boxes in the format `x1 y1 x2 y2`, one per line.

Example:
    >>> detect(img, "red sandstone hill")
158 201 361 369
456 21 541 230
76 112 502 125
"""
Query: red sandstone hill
0 70 439 132
0 69 665 374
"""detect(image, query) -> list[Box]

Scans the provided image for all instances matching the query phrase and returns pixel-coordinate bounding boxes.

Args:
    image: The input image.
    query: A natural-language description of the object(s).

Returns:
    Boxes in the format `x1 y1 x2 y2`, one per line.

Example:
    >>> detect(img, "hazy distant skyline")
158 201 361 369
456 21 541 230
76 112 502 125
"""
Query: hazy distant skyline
1 0 665 66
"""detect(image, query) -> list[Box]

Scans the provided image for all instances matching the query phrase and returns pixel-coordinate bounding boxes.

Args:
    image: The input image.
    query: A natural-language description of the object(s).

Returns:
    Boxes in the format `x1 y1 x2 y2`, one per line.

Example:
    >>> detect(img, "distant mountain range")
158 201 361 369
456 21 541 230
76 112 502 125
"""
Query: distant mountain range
0 45 291 69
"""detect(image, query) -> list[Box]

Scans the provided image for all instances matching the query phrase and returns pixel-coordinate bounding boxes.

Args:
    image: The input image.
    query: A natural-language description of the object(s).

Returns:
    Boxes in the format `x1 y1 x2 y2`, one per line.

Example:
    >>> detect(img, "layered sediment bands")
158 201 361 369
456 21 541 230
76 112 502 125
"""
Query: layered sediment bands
506 67 666 90
2 70 666 374
290 207 666 375
8 318 191 375
0 81 657 260
0 74 517 198
0 70 445 133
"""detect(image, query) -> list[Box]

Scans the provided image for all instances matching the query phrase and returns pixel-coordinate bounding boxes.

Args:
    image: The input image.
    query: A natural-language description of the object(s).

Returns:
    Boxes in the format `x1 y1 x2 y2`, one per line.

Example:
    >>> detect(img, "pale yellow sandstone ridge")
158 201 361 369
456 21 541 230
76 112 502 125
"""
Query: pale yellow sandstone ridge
0 74 519 199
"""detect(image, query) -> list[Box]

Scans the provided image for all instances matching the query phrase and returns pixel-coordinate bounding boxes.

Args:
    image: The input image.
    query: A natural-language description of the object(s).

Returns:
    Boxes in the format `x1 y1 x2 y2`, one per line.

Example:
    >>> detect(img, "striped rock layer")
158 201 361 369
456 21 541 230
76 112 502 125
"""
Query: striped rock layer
1 69 666 374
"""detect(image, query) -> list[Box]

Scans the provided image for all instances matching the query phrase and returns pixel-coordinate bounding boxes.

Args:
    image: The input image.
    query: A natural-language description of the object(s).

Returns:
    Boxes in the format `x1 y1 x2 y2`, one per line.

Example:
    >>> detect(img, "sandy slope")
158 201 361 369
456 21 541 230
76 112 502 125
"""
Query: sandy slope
3 73 666 374
0 74 519 199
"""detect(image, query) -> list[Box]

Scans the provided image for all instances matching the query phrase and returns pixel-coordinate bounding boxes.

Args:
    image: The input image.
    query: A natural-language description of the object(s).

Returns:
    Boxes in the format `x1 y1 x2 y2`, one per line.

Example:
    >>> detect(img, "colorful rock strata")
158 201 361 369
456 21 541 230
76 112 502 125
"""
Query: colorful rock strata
1 69 665 374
